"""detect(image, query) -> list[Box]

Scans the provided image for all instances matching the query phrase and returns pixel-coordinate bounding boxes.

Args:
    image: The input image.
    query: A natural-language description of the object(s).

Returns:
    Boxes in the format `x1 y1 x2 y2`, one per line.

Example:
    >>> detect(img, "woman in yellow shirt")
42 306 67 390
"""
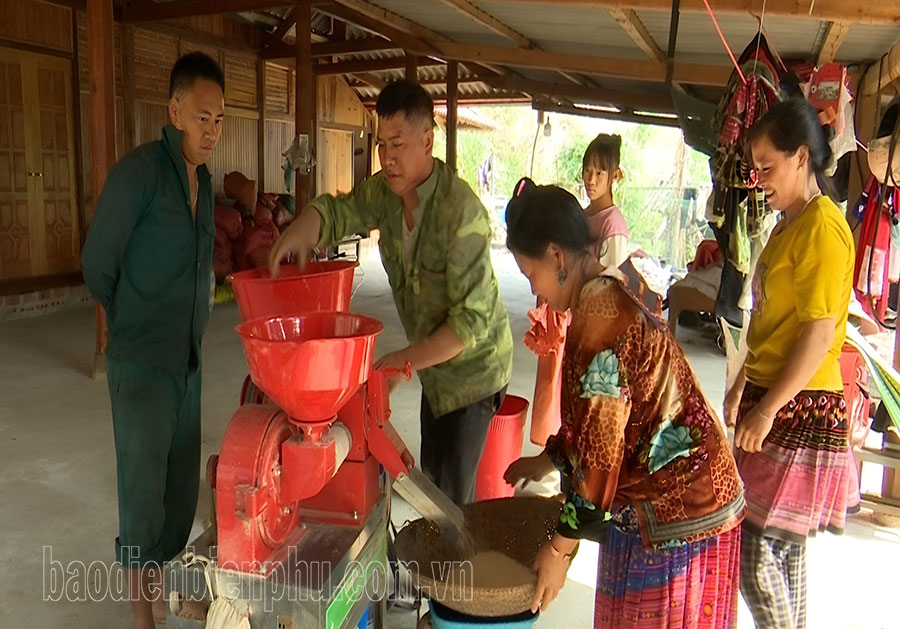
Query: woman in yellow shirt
723 98 857 629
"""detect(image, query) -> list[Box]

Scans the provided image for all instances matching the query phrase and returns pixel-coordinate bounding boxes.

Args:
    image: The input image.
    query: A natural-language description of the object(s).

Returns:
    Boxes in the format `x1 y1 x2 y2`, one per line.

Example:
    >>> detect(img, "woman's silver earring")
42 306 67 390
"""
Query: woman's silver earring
557 269 568 285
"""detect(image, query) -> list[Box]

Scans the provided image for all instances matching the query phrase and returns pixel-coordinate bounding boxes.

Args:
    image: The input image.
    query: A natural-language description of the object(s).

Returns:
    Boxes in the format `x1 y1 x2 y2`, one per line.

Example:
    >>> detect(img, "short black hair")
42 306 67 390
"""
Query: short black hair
168 52 225 99
375 80 434 129
505 177 591 258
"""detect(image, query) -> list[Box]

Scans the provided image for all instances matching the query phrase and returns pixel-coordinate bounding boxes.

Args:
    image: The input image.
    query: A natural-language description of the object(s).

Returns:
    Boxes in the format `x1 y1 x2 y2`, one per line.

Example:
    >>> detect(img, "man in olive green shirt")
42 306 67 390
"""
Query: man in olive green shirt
270 81 513 504
81 53 224 628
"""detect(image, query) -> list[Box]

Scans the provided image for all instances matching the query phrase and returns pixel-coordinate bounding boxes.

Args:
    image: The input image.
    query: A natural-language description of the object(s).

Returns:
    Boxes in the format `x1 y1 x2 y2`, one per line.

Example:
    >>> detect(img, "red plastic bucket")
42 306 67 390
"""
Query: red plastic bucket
230 260 357 322
475 395 529 501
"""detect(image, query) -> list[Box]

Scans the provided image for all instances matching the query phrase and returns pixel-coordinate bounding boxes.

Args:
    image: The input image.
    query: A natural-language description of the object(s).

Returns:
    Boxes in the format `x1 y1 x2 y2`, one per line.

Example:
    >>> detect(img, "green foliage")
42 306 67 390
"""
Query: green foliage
432 106 712 265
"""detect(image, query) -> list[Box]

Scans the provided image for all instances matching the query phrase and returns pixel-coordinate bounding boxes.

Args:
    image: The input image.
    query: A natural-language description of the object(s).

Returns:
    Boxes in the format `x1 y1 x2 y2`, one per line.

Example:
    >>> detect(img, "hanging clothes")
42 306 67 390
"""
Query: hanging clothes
801 62 856 175
853 175 897 322
711 187 749 327
710 33 783 327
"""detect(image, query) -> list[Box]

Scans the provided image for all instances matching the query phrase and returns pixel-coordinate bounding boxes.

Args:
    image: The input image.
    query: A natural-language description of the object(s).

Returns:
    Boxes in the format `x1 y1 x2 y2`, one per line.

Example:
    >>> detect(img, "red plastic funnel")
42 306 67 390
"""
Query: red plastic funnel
235 312 383 422
231 261 357 322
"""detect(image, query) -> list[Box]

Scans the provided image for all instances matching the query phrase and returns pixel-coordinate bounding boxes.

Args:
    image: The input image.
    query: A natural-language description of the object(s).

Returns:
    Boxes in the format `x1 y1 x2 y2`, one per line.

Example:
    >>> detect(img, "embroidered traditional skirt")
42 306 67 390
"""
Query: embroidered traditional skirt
594 506 741 629
733 383 860 543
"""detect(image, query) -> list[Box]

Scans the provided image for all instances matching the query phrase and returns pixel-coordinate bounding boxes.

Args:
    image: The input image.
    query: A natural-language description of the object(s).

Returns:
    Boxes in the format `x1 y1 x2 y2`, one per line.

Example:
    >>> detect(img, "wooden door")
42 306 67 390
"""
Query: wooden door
0 47 79 281
317 127 353 196
0 50 30 279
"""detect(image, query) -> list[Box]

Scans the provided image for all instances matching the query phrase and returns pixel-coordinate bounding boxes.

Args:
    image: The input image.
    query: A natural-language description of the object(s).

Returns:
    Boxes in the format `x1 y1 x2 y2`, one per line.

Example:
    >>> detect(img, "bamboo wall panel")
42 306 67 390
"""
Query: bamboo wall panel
265 63 290 115
133 29 178 103
134 101 168 147
290 69 296 117
224 51 256 110
0 0 73 53
207 114 257 194
178 41 219 64
265 119 294 194
172 15 261 48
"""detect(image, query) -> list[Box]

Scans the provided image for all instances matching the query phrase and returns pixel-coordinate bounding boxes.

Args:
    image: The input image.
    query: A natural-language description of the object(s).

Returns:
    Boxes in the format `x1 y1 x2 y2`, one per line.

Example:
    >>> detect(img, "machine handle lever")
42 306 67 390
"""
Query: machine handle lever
378 361 411 381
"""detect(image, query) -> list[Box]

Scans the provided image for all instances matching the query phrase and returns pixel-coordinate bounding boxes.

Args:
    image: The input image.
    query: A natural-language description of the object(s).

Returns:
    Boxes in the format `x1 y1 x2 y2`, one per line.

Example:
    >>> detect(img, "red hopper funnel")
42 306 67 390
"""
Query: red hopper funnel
235 312 383 422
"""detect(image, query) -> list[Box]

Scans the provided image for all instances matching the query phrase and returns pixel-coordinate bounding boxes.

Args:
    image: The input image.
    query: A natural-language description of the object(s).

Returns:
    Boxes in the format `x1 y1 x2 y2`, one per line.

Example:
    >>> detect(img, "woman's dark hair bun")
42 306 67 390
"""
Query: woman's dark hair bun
512 176 538 200
505 181 591 258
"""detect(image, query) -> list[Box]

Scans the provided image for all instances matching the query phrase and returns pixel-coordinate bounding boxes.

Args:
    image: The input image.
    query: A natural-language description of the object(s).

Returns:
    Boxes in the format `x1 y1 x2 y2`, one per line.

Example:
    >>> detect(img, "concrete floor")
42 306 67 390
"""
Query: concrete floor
1 246 898 628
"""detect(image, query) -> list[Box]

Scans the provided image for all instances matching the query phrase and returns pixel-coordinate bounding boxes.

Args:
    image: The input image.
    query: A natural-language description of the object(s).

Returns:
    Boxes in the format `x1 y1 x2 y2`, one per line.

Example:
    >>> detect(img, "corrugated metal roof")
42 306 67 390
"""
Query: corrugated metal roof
434 105 498 129
363 0 500 40
839 24 900 63
248 1 900 119
637 11 818 61
479 1 638 51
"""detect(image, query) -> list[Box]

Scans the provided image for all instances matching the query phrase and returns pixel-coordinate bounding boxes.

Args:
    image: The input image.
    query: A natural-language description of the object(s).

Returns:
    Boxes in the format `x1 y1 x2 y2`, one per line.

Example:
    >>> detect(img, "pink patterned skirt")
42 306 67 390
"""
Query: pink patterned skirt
734 383 860 543
594 506 741 629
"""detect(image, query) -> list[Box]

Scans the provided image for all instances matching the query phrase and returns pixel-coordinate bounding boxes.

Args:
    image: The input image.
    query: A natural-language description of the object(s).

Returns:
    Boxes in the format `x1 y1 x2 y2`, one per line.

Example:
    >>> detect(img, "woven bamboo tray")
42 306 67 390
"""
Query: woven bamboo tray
394 496 562 617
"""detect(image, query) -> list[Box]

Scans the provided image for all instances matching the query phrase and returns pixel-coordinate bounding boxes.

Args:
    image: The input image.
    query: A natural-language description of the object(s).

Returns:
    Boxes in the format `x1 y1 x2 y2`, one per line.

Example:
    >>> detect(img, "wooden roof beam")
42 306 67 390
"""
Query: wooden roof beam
314 3 729 86
316 1 500 80
436 0 533 48
328 0 450 43
314 56 444 76
122 0 295 22
350 75 491 89
319 0 708 88
315 1 444 55
558 71 589 86
429 40 731 85
361 95 531 107
355 72 386 89
262 36 396 59
478 0 900 26
608 7 665 64
317 5 724 85
534 98 680 128
139 20 259 52
861 37 900 96
815 21 851 66
265 6 297 46
484 75 674 111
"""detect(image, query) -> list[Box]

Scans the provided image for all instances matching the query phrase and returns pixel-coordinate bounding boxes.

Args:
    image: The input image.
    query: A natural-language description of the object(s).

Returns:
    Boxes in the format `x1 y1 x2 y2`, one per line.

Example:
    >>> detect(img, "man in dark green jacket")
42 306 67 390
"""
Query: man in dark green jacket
81 52 224 628
270 81 513 505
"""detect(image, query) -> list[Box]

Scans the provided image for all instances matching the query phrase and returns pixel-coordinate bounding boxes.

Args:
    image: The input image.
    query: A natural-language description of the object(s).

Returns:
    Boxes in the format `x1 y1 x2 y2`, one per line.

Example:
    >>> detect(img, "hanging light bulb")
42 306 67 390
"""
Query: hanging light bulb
543 116 552 137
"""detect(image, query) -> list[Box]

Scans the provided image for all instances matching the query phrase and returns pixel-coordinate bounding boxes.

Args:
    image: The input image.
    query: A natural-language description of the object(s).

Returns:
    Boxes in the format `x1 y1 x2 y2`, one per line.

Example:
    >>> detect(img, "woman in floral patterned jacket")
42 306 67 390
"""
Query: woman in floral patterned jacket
504 179 745 629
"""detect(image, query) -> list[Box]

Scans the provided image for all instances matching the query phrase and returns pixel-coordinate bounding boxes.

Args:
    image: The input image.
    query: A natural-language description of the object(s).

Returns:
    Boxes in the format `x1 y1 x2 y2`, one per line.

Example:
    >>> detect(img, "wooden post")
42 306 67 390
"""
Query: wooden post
446 60 458 172
882 300 900 505
257 59 267 188
122 24 136 152
664 0 681 87
405 53 418 82
295 1 314 209
848 71 878 219
672 136 686 266
853 64 900 514
311 73 318 198
71 9 87 249
88 0 117 378
331 17 347 64
332 18 347 41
